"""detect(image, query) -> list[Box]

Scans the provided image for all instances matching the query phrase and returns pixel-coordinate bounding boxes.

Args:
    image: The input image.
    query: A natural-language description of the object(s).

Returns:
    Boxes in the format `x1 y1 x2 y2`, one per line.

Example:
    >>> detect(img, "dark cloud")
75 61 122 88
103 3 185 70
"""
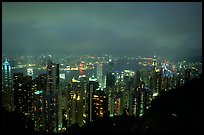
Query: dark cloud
2 2 202 58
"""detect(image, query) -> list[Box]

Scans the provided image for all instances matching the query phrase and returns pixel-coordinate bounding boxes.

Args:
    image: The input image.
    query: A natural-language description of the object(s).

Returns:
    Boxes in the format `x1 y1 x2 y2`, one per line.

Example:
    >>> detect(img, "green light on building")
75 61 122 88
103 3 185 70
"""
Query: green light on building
34 90 43 95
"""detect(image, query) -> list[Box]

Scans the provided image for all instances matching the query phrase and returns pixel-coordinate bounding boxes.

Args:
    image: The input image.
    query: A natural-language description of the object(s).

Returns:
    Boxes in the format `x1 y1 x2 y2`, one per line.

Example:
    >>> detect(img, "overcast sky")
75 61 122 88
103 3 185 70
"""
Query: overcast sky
2 2 202 58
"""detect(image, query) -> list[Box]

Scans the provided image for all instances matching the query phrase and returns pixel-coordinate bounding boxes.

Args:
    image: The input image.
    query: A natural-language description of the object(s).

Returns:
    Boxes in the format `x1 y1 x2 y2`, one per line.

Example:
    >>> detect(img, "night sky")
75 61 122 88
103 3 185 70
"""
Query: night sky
2 2 202 58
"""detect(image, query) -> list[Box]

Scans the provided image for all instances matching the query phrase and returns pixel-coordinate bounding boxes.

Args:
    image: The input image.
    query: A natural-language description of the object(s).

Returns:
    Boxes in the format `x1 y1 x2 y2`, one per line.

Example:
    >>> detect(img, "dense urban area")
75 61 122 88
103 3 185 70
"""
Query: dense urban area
2 2 202 134
2 54 202 133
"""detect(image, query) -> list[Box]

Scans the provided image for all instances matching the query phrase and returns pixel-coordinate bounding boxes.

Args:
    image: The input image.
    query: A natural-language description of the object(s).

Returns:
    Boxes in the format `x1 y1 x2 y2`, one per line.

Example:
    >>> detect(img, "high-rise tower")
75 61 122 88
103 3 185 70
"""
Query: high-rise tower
2 59 14 111
88 76 98 122
45 62 61 132
96 63 103 88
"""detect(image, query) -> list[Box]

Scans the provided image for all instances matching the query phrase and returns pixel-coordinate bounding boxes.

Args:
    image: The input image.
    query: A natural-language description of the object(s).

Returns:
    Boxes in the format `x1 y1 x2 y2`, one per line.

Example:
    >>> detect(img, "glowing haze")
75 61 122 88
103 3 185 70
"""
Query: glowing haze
2 2 202 58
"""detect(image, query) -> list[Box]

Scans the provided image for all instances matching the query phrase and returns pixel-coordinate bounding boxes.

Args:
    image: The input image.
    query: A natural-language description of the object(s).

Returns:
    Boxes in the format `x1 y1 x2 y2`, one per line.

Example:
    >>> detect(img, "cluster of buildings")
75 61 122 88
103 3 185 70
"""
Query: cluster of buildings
2 58 107 132
2 55 202 133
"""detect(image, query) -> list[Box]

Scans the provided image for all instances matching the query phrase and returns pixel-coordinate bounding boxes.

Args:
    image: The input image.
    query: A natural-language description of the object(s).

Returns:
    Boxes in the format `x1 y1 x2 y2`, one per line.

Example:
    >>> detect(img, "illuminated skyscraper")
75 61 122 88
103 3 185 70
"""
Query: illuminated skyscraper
92 90 108 120
106 63 116 116
152 55 157 67
2 59 14 111
13 72 24 112
59 79 69 129
33 74 47 132
88 76 98 122
34 90 46 131
35 74 47 91
96 63 103 88
123 70 135 113
107 58 114 72
45 62 61 132
79 75 89 125
27 68 34 78
131 83 147 117
155 68 162 95
150 70 156 97
13 73 36 119
67 78 83 127
111 93 123 116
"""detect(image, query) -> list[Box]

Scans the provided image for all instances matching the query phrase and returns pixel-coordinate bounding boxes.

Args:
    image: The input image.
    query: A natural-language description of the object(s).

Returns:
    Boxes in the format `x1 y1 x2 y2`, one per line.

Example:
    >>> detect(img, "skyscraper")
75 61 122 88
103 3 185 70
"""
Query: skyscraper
13 72 24 113
88 76 98 122
34 90 46 131
2 59 14 111
131 83 147 117
155 68 162 95
45 62 60 132
92 90 108 120
96 63 103 88
79 75 89 125
152 55 157 67
59 79 69 129
27 68 34 78
33 74 47 132
67 77 83 127
13 73 36 120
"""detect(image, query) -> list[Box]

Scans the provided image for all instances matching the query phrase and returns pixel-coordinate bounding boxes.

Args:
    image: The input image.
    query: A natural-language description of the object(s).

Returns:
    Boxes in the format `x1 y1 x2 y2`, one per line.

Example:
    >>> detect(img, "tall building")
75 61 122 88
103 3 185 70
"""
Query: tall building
106 71 117 116
34 74 47 91
92 90 108 120
106 61 115 114
67 78 83 127
13 72 24 112
79 75 89 125
106 72 115 90
155 68 162 95
152 55 157 67
149 70 156 97
13 73 36 119
131 83 147 117
33 74 47 131
27 68 34 77
59 79 69 129
96 63 103 88
32 74 47 132
2 59 14 111
107 58 114 73
34 90 46 131
88 76 98 122
106 58 115 89
123 70 135 113
111 93 123 116
45 62 61 132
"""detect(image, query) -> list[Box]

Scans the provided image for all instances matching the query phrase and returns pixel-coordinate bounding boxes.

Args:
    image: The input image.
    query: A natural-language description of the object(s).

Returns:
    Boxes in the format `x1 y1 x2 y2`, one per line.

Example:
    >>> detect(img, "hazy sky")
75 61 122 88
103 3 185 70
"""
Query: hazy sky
2 2 202 58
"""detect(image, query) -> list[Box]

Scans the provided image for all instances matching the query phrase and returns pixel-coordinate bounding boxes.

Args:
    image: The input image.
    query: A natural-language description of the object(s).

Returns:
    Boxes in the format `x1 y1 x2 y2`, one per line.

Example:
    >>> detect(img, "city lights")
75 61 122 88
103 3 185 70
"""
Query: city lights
2 2 202 133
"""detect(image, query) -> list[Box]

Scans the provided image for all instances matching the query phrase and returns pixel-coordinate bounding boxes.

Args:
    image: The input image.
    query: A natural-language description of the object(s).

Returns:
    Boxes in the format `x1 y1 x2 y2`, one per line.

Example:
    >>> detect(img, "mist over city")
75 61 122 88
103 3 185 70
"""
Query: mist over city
2 2 203 134
2 2 202 58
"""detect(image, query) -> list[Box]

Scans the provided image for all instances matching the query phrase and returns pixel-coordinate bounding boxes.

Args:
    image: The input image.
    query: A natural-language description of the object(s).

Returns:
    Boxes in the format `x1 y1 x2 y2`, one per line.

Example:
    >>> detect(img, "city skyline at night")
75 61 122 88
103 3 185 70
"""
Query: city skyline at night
2 53 202 133
2 2 203 133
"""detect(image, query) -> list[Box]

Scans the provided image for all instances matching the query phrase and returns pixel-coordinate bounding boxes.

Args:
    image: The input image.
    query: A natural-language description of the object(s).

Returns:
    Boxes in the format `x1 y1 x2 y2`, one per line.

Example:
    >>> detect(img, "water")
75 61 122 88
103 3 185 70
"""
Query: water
64 69 96 82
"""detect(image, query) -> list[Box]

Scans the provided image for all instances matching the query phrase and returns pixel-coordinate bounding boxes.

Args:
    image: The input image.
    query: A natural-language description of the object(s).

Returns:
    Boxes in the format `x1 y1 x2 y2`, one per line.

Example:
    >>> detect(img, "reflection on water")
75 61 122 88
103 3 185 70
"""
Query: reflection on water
64 69 96 82
10 59 139 83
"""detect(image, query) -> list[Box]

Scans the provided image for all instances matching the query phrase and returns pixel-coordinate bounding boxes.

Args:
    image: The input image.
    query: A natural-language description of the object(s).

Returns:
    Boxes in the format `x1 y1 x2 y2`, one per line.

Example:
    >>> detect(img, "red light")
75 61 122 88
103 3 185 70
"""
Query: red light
79 69 84 75
79 63 84 67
